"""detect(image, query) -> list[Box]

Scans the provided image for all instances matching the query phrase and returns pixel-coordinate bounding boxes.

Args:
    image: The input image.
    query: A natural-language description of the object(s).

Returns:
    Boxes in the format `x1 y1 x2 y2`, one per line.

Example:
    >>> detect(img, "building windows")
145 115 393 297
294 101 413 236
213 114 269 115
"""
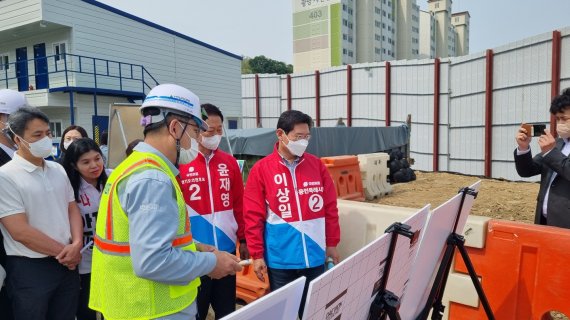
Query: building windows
0 54 8 71
383 10 386 17
387 25 391 31
455 17 459 22
383 48 386 54
343 34 348 40
348 50 353 57
349 22 353 29
382 23 386 29
53 42 67 62
387 50 392 56
388 1 391 6
348 8 353 15
228 119 238 129
435 3 439 8
343 19 348 26
348 36 353 43
49 121 63 138
375 48 381 54
388 13 391 19
375 7 381 14
343 48 347 55
375 34 381 41
343 4 347 11
382 35 386 41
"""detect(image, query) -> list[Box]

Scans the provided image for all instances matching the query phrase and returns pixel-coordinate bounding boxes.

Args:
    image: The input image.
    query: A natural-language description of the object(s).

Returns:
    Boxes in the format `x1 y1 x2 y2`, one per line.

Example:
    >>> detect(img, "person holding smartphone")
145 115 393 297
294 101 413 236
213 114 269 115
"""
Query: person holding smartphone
514 88 570 229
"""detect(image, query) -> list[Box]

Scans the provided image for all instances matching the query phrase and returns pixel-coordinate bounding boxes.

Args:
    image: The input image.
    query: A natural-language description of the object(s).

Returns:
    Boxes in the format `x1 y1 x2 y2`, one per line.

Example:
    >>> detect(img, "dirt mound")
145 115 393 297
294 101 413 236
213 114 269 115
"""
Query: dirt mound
375 171 539 223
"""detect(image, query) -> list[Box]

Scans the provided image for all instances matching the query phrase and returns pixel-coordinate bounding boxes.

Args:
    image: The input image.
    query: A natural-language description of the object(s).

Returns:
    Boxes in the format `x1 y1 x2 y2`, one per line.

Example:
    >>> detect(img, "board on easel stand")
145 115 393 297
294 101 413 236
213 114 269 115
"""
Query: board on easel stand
221 277 306 320
302 205 430 320
107 103 143 168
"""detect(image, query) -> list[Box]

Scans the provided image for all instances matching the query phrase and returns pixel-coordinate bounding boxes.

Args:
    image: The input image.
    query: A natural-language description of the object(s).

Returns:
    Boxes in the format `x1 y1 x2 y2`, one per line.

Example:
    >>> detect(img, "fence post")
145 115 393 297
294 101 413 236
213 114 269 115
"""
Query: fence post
385 61 391 126
433 58 441 172
347 65 352 127
484 49 494 178
255 74 261 128
287 74 292 111
315 70 321 127
551 30 562 136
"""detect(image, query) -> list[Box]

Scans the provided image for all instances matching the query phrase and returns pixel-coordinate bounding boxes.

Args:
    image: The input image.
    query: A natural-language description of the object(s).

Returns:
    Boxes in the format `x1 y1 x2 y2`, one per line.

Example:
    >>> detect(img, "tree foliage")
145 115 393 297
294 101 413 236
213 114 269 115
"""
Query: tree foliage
242 55 293 75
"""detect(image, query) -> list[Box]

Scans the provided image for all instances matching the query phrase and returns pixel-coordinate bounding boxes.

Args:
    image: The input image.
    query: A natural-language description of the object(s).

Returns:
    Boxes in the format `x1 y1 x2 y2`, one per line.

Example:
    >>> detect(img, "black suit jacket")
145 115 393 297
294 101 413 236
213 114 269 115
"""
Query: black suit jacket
0 146 12 269
514 139 570 228
0 147 11 167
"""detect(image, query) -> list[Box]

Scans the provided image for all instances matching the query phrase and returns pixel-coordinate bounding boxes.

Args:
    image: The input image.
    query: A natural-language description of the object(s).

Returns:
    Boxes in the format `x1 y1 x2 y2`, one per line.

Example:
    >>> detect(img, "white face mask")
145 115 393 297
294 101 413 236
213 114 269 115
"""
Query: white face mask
179 137 199 165
20 135 53 159
63 140 73 150
284 135 309 157
557 122 570 139
200 134 222 150
177 123 199 165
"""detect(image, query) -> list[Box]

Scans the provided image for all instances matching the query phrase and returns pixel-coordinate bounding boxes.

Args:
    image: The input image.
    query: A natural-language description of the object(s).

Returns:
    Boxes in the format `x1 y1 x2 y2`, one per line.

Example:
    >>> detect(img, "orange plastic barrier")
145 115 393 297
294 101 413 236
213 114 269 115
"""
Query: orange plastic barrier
235 243 269 304
450 220 570 320
321 155 365 201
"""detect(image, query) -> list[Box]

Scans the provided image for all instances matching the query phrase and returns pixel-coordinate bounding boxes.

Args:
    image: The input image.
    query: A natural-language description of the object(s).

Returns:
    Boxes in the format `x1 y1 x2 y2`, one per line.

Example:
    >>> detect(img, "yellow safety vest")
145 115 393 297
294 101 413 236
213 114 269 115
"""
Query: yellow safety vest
89 151 200 320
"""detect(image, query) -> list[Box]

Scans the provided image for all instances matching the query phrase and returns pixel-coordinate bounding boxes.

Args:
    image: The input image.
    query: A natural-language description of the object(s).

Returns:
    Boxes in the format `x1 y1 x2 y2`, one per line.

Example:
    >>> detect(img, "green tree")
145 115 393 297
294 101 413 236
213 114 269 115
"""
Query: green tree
241 56 253 74
241 55 293 75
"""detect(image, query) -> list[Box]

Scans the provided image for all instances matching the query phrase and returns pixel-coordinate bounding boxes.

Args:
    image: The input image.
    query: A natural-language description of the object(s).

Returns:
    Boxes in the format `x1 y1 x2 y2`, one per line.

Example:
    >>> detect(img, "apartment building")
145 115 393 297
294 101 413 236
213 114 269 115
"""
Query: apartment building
293 0 470 71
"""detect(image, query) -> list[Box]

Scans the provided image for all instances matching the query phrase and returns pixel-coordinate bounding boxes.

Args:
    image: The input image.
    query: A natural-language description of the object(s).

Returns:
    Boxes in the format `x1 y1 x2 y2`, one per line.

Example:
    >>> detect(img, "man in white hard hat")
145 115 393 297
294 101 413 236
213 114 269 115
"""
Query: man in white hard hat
89 84 242 320
0 89 29 166
0 88 29 320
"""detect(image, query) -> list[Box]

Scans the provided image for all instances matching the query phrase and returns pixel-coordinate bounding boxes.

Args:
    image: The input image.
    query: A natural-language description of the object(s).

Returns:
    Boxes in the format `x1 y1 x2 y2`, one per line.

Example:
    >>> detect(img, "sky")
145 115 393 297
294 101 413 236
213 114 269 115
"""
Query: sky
98 0 570 64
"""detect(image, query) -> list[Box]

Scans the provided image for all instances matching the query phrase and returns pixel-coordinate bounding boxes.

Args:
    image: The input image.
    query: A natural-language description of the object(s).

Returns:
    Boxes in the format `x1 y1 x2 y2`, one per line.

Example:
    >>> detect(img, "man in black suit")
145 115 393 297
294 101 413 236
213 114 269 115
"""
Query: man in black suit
515 88 570 229
0 89 29 320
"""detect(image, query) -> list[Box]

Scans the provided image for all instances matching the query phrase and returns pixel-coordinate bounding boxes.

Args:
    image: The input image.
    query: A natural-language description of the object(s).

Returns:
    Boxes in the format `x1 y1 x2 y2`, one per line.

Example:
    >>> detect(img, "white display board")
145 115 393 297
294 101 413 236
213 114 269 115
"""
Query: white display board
399 181 481 319
221 277 306 320
302 205 430 320
108 103 143 168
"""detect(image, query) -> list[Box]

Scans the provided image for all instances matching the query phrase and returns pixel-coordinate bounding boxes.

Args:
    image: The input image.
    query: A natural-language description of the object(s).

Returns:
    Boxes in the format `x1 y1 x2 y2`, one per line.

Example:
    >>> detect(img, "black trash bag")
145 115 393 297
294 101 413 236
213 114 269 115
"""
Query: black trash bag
389 160 401 175
392 169 407 183
406 168 416 181
389 149 404 161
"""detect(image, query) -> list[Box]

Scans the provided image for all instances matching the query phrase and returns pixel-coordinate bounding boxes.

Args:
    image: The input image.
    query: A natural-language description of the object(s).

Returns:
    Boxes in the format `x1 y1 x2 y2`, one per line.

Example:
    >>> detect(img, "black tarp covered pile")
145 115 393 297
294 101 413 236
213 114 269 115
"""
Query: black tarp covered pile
219 125 409 158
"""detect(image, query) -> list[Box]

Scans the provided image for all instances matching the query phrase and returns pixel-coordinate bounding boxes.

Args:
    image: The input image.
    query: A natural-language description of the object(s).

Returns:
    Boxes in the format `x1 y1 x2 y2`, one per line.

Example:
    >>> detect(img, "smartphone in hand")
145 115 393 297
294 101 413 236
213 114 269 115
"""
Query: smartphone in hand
522 124 546 137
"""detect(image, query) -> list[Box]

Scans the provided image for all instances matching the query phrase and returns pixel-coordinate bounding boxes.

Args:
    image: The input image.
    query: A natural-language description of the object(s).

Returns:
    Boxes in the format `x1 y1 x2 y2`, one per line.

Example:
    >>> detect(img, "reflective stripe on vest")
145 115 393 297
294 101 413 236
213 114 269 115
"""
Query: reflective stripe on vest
94 232 193 256
98 157 192 254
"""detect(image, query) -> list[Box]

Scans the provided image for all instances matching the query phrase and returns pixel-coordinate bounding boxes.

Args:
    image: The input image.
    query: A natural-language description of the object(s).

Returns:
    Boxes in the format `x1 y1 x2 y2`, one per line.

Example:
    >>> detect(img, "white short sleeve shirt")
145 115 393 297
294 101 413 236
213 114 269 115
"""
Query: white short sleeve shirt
0 154 74 258
77 169 111 274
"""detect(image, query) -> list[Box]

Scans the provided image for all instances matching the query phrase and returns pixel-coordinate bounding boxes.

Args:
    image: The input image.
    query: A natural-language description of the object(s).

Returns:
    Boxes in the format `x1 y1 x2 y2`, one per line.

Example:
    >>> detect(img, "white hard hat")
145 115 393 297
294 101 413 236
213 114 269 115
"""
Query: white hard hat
140 84 207 131
0 89 29 115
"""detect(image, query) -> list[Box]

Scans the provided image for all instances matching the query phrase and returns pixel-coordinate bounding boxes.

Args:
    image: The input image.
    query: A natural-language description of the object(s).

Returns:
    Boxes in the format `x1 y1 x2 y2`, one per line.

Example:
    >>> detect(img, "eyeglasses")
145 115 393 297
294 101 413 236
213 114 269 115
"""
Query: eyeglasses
179 121 200 136
289 134 311 141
